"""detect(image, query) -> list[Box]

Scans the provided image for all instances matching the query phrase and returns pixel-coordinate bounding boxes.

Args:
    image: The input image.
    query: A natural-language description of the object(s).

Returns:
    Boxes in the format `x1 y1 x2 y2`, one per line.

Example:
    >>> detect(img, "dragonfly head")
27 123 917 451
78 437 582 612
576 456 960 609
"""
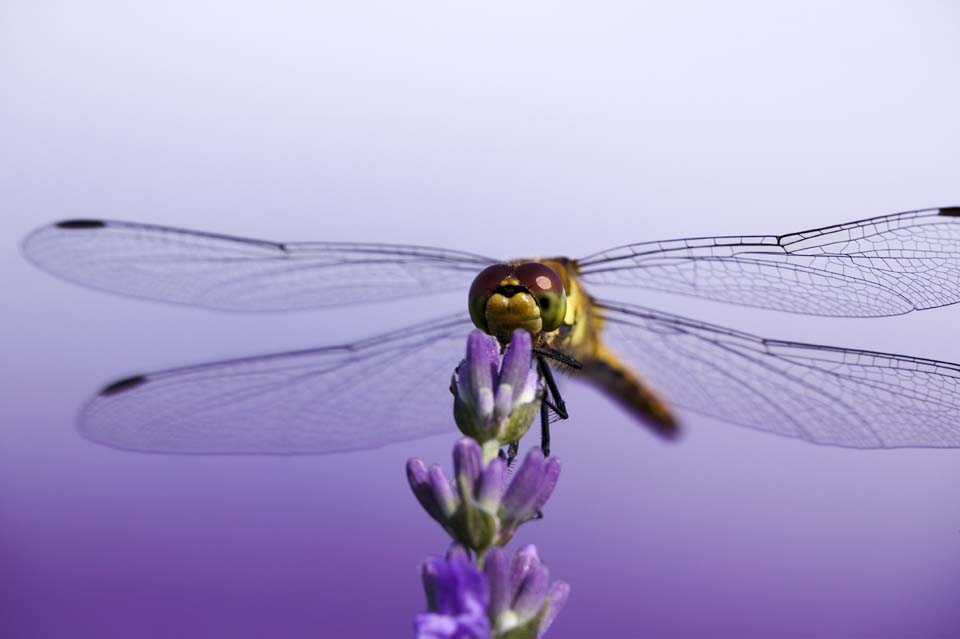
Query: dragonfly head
468 262 568 345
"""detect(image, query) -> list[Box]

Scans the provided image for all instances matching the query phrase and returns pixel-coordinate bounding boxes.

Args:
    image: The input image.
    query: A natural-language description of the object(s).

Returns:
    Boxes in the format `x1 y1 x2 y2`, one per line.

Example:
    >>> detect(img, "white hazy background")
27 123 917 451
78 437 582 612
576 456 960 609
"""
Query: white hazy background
2 2 960 637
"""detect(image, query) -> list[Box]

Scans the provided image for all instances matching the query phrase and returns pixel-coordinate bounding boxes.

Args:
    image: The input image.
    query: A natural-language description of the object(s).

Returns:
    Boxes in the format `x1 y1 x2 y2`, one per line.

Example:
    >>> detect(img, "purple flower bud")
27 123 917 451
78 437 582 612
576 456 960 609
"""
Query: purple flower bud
498 450 561 543
407 458 444 522
408 442 560 552
482 545 569 638
453 330 541 446
415 554 490 639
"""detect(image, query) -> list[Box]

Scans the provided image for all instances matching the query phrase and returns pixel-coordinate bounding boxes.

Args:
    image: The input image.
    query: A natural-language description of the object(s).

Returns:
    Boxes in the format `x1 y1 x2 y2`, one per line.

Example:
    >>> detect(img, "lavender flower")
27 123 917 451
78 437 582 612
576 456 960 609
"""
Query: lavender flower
415 548 491 639
411 329 570 638
484 545 570 639
407 438 561 552
453 329 541 452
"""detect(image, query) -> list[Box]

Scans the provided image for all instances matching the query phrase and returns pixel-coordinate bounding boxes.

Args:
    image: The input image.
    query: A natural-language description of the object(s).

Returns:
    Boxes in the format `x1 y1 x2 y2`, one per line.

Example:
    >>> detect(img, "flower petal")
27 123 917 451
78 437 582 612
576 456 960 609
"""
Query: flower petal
483 547 510 619
446 544 472 564
408 458 445 522
462 331 499 417
421 556 444 611
476 457 506 511
499 329 532 392
517 368 540 405
493 382 516 421
428 465 459 517
456 561 490 613
510 545 542 595
426 554 490 617
500 449 547 524
414 611 458 639
512 561 549 619
453 438 484 489
537 581 571 638
529 457 561 514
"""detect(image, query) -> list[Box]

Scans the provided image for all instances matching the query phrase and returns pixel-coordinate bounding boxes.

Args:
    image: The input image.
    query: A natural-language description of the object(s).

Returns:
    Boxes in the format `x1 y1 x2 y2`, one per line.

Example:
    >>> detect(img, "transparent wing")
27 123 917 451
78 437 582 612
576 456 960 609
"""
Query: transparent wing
79 314 473 454
23 220 495 311
578 206 960 317
596 300 960 448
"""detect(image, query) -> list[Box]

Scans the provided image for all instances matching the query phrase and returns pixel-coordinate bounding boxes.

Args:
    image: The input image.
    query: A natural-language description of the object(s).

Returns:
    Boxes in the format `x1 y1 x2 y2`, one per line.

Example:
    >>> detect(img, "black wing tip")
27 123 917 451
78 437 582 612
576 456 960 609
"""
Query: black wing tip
56 219 107 229
938 207 960 217
100 374 147 396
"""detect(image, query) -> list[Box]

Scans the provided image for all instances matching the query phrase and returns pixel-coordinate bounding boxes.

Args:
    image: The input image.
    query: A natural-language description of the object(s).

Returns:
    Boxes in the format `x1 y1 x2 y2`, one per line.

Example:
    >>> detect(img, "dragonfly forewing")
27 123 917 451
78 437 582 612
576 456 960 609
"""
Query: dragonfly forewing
22 220 495 311
577 206 960 318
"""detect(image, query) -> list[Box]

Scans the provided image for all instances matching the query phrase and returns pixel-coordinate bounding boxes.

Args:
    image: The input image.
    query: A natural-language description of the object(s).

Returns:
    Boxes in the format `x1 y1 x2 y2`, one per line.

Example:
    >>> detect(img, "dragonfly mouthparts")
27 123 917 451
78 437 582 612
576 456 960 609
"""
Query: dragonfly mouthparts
495 284 528 298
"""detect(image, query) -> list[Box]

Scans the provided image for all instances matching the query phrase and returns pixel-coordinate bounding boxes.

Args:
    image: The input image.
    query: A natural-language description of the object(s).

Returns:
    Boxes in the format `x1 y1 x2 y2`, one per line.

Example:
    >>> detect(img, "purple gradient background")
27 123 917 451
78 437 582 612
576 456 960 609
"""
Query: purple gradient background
3 2 960 637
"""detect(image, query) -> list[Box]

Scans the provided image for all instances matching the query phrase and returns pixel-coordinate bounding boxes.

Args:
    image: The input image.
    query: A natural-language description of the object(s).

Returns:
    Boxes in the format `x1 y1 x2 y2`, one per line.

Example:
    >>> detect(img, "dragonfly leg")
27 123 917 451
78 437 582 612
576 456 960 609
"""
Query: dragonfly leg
506 440 519 466
537 356 569 419
536 355 571 457
540 397 551 457
533 346 583 370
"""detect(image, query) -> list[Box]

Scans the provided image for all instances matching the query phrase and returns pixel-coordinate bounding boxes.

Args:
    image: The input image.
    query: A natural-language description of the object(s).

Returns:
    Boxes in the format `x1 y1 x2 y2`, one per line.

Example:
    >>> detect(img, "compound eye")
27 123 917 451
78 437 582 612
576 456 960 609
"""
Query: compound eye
468 263 514 331
515 262 567 332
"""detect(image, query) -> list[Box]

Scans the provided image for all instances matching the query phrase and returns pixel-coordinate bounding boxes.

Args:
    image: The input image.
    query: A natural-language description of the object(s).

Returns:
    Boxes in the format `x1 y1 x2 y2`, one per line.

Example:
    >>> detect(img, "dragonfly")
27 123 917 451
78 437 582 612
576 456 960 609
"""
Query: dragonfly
21 206 960 455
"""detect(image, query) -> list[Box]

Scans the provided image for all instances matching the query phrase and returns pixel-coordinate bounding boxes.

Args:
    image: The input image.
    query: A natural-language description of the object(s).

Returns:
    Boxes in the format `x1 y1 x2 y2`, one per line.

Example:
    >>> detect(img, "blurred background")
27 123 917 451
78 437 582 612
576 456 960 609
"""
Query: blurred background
2 1 959 637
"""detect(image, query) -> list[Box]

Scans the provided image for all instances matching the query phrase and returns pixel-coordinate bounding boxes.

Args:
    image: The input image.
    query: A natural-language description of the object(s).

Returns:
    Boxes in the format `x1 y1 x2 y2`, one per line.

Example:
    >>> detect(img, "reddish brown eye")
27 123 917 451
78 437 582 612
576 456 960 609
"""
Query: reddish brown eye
515 262 563 295
515 262 567 332
468 264 514 330
469 264 514 300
